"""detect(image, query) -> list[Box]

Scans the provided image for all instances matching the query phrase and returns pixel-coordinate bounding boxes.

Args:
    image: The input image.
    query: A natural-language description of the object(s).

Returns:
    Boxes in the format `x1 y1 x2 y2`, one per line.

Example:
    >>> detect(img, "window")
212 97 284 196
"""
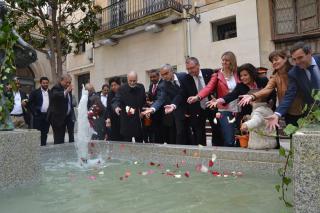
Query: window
272 0 320 40
74 42 86 55
211 16 237 42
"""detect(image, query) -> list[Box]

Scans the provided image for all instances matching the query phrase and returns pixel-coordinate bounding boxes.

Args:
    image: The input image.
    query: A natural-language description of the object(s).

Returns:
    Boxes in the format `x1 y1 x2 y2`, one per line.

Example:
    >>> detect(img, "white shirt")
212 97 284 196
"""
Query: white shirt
221 75 238 113
10 92 23 115
41 88 49 113
193 71 208 108
100 94 108 107
173 74 180 87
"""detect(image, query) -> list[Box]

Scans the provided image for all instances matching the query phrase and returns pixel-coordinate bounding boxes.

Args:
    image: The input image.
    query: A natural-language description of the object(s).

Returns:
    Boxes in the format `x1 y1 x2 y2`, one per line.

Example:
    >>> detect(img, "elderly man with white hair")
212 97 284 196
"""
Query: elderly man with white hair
111 71 146 142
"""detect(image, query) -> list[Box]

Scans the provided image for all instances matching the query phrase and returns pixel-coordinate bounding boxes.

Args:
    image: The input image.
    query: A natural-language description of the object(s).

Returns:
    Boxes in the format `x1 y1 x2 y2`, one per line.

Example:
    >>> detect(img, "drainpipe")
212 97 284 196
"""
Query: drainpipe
186 20 192 57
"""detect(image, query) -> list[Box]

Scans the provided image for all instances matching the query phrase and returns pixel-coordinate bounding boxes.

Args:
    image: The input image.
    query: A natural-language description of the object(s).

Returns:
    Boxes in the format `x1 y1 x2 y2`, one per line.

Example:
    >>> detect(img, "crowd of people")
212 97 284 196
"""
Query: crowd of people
6 41 320 149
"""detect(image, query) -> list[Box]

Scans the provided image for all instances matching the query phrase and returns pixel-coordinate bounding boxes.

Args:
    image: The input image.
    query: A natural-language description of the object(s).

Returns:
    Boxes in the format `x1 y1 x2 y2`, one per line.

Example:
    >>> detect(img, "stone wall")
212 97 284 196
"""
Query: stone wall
0 129 41 190
293 125 320 213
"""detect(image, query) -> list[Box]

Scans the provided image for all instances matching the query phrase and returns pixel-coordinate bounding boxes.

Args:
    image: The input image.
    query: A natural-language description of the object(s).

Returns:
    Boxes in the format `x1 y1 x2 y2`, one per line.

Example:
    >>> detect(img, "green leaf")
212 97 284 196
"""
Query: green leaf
279 147 286 157
297 118 306 128
278 168 284 176
283 124 299 136
313 91 320 101
275 184 280 192
283 177 292 186
312 110 320 121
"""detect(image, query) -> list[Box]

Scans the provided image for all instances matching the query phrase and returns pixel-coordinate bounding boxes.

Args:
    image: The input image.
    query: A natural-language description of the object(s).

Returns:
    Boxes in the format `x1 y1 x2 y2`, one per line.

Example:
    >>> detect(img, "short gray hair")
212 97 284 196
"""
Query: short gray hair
60 74 72 81
160 64 173 72
185 57 199 65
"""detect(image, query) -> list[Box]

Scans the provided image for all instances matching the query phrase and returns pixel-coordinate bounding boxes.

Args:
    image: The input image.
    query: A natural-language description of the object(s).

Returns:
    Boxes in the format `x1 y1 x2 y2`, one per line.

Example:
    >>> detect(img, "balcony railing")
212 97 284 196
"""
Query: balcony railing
98 0 183 33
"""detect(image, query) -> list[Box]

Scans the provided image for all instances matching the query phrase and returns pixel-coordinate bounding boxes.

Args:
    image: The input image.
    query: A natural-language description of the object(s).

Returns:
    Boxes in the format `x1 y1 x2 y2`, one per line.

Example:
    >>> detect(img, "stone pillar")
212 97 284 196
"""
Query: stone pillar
293 125 320 213
0 129 41 190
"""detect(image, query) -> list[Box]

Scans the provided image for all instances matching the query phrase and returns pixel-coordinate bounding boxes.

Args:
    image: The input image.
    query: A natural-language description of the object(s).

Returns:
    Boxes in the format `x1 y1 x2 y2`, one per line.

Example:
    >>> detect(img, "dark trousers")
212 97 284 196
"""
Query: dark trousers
33 113 50 146
51 114 72 144
149 117 165 143
109 117 123 141
174 116 187 145
208 109 223 146
219 111 236 147
66 114 75 142
189 110 207 146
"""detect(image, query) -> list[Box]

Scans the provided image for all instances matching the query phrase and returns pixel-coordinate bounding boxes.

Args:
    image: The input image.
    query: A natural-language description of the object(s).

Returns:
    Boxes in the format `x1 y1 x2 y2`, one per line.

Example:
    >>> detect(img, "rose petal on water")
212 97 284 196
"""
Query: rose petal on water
182 149 187 155
184 171 190 178
208 160 214 167
98 171 104 175
149 162 155 166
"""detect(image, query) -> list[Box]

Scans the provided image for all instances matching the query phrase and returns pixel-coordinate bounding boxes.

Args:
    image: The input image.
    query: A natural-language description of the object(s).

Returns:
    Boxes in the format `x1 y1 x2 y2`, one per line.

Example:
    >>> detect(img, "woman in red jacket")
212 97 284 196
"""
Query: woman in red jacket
188 51 240 146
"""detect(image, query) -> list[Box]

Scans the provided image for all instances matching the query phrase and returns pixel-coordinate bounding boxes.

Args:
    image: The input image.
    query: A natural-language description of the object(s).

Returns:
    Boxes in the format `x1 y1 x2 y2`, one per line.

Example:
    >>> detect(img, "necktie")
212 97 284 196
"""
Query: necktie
308 65 320 89
197 76 206 109
152 84 157 95
67 93 71 115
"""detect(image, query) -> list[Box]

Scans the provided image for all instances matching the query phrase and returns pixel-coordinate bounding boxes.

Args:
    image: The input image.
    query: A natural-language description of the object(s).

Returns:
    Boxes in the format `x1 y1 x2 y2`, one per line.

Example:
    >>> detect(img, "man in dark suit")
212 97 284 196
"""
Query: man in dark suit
266 41 320 130
28 77 50 146
147 69 164 143
47 74 74 144
143 64 188 145
112 71 146 142
175 57 216 146
106 77 122 141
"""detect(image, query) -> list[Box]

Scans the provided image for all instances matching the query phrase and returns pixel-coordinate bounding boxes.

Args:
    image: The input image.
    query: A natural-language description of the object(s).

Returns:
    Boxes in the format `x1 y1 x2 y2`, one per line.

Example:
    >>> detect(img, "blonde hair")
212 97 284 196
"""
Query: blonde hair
221 51 237 73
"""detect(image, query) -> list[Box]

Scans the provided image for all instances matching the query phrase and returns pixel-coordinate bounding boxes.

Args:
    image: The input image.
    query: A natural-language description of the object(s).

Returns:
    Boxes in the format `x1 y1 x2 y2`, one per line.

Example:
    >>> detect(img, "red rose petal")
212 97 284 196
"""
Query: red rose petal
182 149 187 155
184 171 190 178
176 163 179 168
149 162 155 166
208 160 214 167
212 171 220 176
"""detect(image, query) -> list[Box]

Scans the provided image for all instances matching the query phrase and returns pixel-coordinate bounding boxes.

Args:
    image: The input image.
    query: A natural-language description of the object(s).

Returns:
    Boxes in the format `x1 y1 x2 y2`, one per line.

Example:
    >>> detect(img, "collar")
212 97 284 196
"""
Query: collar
41 87 48 93
173 74 179 82
311 57 317 66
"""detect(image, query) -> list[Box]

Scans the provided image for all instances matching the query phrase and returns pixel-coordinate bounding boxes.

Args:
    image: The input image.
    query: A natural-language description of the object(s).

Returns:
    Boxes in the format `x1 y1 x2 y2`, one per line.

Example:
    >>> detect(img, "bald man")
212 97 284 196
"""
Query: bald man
111 71 146 142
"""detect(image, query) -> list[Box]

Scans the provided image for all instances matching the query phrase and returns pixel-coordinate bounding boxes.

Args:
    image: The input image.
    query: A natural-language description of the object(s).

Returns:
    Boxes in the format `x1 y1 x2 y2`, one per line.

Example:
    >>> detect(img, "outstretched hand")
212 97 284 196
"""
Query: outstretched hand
265 114 280 132
187 96 199 104
164 104 175 114
115 107 121 116
141 108 154 118
238 95 253 107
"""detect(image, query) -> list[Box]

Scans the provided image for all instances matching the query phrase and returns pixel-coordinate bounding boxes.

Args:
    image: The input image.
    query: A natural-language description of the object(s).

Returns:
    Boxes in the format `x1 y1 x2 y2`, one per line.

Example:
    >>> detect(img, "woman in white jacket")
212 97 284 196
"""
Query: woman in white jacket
240 102 277 150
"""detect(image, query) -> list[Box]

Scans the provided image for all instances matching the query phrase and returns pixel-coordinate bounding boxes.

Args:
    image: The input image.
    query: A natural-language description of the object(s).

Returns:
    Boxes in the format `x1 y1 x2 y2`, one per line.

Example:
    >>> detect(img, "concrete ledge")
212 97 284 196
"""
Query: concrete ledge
293 126 320 213
0 129 41 191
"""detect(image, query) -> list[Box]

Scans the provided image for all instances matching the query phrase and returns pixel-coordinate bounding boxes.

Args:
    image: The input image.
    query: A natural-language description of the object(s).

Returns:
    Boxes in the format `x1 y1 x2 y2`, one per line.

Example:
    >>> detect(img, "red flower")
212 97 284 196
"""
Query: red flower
184 171 190 178
149 162 155 166
208 160 214 167
212 171 220 176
